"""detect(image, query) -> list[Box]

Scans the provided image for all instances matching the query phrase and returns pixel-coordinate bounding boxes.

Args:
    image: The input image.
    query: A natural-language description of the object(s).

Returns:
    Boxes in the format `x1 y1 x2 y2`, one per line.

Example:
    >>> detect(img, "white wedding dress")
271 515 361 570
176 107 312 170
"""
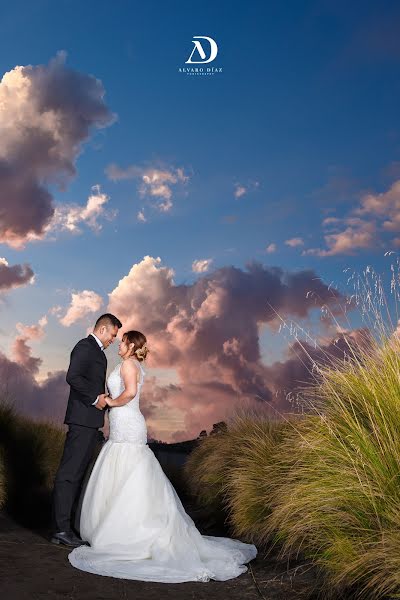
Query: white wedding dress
68 359 257 582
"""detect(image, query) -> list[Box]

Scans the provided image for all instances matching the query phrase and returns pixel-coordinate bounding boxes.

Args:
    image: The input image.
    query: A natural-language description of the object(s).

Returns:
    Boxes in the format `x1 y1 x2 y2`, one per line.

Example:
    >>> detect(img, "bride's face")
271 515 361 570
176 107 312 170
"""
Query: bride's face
118 336 134 359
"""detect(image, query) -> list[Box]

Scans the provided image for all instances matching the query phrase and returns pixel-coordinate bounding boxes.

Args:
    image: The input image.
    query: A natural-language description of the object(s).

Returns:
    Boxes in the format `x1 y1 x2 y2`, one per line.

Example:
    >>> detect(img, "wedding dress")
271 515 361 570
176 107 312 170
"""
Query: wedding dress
68 359 257 582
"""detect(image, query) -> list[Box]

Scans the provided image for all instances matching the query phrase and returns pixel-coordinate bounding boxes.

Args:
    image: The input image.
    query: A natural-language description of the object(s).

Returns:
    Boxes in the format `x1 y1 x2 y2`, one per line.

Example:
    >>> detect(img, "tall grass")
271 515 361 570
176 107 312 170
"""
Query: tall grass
266 334 400 598
185 413 292 542
184 423 238 513
221 416 290 544
186 263 400 598
0 399 65 524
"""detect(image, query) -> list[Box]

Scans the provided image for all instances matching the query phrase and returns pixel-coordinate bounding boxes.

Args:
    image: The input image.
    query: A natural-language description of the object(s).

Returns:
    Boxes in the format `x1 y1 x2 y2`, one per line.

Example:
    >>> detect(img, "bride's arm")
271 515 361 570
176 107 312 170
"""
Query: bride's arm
106 361 139 407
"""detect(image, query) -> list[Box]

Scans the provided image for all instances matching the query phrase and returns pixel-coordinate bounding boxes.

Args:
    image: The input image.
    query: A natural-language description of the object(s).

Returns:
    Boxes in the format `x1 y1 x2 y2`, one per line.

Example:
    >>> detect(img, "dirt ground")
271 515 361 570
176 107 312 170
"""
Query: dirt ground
0 506 323 600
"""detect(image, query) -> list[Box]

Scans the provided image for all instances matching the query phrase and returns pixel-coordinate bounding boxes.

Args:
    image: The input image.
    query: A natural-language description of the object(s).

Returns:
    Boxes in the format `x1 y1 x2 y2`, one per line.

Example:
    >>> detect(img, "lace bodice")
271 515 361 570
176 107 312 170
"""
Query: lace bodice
107 360 147 445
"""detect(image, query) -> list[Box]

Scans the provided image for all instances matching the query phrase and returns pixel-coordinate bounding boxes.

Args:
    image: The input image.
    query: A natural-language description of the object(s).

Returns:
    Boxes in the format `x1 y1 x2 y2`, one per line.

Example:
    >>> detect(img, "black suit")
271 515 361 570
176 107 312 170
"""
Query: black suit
52 335 107 534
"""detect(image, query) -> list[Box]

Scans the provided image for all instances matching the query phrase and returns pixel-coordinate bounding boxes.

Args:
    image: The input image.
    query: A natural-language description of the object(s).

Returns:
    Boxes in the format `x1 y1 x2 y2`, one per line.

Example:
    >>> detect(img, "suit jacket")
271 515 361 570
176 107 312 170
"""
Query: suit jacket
64 335 107 429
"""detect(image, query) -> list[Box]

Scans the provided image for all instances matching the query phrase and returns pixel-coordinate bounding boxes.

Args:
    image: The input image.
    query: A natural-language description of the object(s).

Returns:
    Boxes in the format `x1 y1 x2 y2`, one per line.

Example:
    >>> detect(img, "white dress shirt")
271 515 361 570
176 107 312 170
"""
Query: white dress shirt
90 332 104 406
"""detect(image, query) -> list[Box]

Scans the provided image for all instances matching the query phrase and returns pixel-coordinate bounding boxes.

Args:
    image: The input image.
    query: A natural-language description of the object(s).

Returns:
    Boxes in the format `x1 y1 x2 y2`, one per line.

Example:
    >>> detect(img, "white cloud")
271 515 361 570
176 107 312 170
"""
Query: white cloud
234 185 247 198
51 185 117 234
137 209 147 222
192 259 213 273
60 290 103 327
234 180 260 199
106 163 189 213
265 243 277 253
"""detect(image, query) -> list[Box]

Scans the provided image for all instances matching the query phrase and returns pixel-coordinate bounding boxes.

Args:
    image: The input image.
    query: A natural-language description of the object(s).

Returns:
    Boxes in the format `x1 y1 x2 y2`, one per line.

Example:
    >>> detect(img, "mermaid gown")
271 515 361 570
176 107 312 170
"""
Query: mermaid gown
68 359 257 582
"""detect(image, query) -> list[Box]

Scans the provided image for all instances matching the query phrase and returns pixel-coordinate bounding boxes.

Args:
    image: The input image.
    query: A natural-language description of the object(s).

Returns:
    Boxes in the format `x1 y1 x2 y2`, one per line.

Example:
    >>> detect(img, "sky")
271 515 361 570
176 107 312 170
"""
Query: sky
0 0 399 441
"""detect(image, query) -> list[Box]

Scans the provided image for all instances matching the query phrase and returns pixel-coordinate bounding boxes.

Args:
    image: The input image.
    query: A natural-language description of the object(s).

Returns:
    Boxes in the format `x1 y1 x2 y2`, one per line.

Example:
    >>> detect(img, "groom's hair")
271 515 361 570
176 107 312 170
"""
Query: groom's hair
94 313 122 330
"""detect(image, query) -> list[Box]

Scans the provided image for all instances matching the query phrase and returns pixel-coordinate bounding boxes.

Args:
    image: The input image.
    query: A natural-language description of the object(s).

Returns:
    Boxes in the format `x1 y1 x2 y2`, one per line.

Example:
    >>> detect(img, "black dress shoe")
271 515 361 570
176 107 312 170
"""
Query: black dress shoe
50 531 83 547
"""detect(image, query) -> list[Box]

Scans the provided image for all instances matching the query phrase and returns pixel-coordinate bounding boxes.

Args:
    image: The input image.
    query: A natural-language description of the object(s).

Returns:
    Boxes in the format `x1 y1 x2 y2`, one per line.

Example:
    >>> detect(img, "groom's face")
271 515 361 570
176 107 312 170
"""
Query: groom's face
98 324 119 349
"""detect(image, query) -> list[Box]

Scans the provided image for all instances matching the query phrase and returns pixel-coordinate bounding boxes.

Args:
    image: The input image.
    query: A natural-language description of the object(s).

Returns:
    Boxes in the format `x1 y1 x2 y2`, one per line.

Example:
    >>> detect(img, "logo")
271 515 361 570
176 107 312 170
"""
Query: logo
178 36 223 76
185 36 218 64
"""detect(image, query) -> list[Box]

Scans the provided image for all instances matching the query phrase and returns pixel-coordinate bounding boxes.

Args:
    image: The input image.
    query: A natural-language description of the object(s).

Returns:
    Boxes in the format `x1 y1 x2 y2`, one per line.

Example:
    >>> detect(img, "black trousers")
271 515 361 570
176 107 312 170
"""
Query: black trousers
52 424 99 534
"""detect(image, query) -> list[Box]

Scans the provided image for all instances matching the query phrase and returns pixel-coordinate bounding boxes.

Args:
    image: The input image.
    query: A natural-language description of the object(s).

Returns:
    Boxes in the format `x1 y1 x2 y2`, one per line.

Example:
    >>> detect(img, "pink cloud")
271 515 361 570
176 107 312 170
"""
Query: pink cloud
0 51 115 248
0 258 34 291
11 316 47 375
106 255 347 441
305 180 400 257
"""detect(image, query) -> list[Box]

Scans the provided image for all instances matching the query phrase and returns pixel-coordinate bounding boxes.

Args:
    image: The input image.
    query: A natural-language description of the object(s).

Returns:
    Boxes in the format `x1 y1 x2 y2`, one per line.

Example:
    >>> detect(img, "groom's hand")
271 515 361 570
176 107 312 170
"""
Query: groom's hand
95 394 108 410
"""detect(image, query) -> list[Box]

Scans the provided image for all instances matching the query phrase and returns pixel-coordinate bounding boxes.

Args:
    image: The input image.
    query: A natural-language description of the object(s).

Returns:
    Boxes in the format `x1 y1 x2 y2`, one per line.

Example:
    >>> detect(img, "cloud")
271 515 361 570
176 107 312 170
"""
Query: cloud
137 209 146 223
0 351 68 422
267 327 373 410
0 258 34 291
285 237 304 248
304 180 400 256
234 185 246 198
0 51 115 248
192 259 213 273
234 180 260 199
60 290 103 327
107 255 347 441
11 315 47 375
304 220 377 257
106 163 189 214
265 243 277 253
51 185 117 234
355 180 400 231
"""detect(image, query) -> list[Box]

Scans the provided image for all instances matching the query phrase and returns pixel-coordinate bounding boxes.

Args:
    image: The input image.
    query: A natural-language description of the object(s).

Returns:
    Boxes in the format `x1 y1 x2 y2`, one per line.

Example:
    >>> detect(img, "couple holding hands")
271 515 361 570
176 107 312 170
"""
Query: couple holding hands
52 313 257 583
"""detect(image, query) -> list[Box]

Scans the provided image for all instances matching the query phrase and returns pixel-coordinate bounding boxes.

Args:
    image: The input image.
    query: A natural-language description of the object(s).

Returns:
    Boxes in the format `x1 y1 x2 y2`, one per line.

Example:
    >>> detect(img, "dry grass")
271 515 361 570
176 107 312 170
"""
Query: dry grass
185 333 400 598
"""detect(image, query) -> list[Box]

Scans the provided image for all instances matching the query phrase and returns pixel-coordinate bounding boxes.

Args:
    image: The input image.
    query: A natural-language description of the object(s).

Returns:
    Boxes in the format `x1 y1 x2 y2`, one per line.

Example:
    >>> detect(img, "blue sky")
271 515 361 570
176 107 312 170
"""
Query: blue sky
0 0 399 440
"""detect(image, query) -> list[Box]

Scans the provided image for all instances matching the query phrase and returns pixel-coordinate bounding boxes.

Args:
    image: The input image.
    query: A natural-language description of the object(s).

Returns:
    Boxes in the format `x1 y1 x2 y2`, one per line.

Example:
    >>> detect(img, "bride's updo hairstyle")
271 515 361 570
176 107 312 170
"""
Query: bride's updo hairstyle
123 330 149 362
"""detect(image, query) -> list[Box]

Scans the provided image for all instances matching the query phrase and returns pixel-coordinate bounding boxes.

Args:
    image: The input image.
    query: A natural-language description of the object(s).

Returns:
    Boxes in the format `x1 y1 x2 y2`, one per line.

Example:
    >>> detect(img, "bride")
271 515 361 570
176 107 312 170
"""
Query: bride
68 330 257 583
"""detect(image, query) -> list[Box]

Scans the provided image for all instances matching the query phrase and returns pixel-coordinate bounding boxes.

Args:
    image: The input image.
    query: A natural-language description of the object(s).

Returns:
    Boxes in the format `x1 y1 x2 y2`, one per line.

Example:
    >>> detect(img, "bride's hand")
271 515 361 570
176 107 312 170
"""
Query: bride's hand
105 394 113 407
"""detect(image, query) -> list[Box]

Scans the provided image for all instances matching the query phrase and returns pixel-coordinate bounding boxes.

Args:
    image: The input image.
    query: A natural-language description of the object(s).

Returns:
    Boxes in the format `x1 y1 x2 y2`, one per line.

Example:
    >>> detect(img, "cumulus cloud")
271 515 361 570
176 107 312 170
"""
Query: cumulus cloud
265 243 277 254
11 316 47 375
107 255 347 441
51 185 117 234
59 290 103 327
304 180 400 256
0 51 115 248
105 163 189 214
0 258 34 291
192 259 213 273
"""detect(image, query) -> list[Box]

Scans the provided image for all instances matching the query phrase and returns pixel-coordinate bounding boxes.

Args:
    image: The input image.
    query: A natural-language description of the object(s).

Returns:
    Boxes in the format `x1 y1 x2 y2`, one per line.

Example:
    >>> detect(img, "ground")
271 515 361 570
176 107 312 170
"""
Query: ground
0 507 321 600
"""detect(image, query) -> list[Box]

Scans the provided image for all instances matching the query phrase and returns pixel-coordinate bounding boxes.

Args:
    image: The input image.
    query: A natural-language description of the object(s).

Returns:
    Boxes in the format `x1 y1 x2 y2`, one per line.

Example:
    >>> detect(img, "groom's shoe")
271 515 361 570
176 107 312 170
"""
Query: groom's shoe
50 531 82 548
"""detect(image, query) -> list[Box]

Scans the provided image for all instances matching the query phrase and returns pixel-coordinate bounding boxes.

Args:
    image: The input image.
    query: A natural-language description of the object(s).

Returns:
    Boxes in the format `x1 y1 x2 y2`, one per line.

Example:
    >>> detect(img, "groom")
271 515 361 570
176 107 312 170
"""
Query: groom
51 313 122 547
